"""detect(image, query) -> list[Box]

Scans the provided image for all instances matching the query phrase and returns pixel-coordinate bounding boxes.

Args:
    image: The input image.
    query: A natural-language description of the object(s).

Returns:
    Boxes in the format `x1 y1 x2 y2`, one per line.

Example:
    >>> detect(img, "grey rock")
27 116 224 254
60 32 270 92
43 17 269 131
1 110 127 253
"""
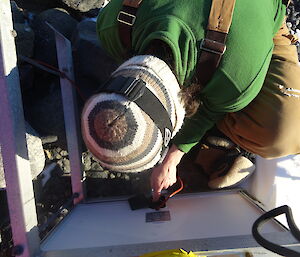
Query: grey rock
0 122 45 188
14 23 35 58
91 155 100 162
27 85 67 149
26 123 46 173
14 0 60 12
18 63 35 92
72 20 117 99
84 8 102 18
91 162 102 171
40 135 58 144
11 1 25 23
44 149 54 161
287 3 300 32
54 152 63 160
85 169 108 179
123 174 130 181
60 150 68 157
57 158 70 173
61 0 106 12
82 152 92 170
32 8 78 67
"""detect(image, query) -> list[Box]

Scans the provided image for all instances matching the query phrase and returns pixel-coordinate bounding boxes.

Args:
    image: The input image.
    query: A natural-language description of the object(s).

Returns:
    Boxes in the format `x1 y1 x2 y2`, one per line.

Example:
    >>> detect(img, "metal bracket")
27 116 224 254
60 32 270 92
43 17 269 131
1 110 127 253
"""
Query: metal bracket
47 23 85 205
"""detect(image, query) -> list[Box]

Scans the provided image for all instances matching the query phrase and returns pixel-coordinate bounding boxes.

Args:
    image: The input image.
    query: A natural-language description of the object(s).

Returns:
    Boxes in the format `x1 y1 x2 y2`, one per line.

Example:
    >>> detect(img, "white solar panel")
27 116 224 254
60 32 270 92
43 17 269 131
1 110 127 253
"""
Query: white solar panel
41 191 285 252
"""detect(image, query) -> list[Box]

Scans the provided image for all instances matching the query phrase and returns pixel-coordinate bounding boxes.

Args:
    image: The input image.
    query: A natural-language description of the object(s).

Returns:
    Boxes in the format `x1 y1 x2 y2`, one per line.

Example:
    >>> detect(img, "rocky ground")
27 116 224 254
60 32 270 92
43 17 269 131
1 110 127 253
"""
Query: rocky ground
0 0 300 256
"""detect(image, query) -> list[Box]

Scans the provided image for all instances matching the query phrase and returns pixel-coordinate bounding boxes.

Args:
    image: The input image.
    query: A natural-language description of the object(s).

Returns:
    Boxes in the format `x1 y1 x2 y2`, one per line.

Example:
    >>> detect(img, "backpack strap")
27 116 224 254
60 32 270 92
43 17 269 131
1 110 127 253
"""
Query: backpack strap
117 0 143 55
196 0 236 86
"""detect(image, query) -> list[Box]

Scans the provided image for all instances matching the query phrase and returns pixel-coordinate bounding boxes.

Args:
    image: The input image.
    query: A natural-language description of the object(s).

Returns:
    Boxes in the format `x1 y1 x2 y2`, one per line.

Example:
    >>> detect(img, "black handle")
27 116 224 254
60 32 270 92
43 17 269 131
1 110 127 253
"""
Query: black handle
252 205 300 256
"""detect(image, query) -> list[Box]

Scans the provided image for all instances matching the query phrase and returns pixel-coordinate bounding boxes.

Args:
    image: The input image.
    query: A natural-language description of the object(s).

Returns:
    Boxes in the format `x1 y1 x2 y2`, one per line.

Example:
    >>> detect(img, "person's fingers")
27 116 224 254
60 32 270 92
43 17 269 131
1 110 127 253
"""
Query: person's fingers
150 172 162 191
169 176 177 186
152 190 161 202
150 175 161 202
150 162 178 202
152 178 167 201
168 167 177 186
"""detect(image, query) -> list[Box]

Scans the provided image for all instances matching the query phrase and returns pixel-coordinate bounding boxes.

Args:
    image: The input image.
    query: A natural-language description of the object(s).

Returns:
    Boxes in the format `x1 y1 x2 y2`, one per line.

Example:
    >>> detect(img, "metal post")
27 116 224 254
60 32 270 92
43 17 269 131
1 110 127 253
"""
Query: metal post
0 1 40 256
49 25 85 204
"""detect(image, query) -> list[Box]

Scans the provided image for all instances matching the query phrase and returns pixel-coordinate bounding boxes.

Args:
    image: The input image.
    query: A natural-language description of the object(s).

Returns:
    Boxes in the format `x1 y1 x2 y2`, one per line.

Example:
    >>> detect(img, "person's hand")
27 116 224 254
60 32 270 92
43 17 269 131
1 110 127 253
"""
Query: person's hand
151 144 185 201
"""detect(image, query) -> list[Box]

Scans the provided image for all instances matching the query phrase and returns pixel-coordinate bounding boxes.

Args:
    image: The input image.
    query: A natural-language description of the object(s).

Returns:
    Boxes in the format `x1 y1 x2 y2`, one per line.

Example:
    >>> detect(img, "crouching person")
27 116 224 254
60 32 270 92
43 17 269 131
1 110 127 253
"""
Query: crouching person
81 0 300 201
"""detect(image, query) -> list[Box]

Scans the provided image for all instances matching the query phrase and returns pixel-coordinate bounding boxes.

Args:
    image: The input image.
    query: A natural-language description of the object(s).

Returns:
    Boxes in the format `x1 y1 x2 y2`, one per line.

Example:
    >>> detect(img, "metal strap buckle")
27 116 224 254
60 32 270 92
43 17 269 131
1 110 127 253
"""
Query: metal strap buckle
117 11 136 26
200 38 226 55
122 77 145 101
105 76 145 102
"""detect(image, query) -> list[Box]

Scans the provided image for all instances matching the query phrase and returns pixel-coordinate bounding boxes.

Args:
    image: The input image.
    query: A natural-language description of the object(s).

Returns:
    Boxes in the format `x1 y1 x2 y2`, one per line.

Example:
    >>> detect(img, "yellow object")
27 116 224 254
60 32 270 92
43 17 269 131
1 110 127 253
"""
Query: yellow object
139 248 203 257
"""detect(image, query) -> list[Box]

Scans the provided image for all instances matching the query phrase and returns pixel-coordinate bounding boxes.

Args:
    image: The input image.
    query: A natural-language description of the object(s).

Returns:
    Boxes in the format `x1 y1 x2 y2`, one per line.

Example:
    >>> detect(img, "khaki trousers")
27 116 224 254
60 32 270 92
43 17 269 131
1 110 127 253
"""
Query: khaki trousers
218 21 300 158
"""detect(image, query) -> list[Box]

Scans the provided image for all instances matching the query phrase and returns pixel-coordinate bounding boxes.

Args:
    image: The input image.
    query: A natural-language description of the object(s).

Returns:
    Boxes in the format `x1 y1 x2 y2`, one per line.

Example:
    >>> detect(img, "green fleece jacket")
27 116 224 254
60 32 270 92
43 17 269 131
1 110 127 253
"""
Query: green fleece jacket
96 0 286 153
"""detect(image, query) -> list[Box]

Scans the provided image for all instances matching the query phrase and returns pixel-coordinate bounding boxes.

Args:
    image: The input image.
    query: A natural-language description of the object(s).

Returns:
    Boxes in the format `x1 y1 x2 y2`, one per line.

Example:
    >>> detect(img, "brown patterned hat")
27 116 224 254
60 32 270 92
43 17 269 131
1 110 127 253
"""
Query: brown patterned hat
81 55 185 172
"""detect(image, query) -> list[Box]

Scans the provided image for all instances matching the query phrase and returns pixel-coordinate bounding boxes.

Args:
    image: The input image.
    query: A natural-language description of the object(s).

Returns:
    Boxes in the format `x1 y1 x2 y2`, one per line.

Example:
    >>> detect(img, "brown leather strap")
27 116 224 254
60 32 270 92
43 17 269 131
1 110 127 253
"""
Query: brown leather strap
117 0 236 86
207 0 236 33
117 0 142 53
196 0 236 86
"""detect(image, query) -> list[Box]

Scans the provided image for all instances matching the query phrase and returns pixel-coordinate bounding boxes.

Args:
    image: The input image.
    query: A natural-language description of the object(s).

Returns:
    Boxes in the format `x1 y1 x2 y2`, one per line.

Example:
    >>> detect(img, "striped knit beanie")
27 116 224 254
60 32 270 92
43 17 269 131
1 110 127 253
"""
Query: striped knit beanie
81 55 185 172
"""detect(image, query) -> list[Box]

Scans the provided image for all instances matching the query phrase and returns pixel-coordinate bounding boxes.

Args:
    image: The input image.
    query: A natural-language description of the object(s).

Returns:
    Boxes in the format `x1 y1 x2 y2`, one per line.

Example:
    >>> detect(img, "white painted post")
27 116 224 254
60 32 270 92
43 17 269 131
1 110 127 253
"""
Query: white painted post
0 1 40 256
244 155 300 228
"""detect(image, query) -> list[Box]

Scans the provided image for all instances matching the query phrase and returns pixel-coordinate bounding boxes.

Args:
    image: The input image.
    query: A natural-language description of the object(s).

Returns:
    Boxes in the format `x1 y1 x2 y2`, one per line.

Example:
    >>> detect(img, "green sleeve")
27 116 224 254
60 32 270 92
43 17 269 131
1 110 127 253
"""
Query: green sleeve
172 56 272 153
172 106 225 153
172 69 242 153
